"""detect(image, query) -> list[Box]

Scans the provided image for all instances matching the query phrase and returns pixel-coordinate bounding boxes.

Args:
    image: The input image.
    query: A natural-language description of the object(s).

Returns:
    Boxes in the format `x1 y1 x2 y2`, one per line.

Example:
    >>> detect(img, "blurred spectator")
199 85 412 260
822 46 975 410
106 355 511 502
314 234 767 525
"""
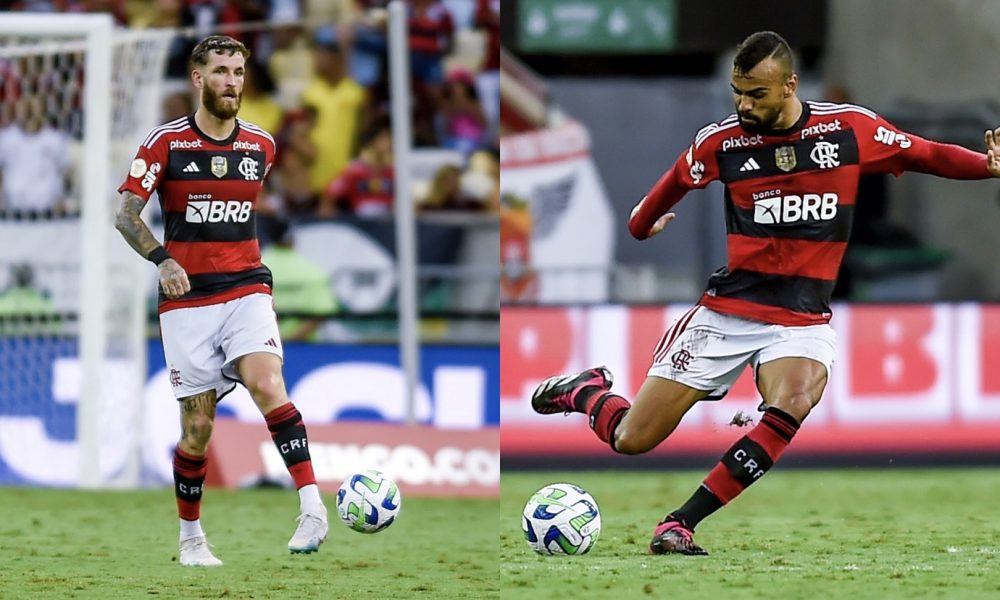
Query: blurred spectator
261 219 338 342
473 0 499 137
438 69 487 155
239 58 284 136
342 1 389 89
467 148 499 212
162 87 194 121
66 0 128 24
0 263 58 333
408 0 454 147
408 0 454 89
301 28 366 194
499 192 536 302
419 163 488 212
129 0 191 78
270 107 320 218
269 23 314 109
0 95 72 216
319 115 393 218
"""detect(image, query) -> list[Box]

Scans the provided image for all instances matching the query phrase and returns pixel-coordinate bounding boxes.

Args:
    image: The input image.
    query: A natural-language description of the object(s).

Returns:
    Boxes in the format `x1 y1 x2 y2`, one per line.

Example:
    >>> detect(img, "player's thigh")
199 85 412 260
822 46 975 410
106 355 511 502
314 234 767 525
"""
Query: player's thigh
615 376 711 451
754 323 836 421
160 305 227 399
218 294 284 381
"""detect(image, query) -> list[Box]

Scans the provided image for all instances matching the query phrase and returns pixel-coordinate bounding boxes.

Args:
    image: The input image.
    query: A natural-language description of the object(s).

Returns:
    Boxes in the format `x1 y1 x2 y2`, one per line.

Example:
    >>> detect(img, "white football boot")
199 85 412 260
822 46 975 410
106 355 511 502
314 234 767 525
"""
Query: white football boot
179 535 223 566
288 509 328 554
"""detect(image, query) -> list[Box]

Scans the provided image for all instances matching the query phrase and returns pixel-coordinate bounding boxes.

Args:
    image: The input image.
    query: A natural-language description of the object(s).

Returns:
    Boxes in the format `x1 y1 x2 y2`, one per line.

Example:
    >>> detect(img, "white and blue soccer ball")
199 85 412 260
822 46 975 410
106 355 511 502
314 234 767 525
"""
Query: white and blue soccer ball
522 483 601 555
336 470 402 534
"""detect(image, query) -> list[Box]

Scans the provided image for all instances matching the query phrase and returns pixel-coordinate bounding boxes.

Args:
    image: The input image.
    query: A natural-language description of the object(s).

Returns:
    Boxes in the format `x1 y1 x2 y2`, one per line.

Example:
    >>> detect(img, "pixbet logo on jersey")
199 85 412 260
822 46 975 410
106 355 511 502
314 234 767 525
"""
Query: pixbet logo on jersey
170 139 203 150
185 200 252 223
233 140 261 152
800 119 842 139
753 193 838 224
721 133 763 152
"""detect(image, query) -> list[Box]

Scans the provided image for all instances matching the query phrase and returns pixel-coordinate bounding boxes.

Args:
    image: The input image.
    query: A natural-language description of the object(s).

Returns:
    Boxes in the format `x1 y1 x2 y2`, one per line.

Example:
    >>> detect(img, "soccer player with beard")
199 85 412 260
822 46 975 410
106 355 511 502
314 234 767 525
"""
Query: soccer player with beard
531 31 1000 555
115 36 328 566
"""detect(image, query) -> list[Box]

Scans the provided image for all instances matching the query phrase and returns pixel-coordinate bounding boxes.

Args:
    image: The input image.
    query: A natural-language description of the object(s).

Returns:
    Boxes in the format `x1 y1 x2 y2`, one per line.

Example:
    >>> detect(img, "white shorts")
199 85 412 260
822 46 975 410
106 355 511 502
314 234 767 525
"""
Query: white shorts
159 293 283 400
647 305 837 401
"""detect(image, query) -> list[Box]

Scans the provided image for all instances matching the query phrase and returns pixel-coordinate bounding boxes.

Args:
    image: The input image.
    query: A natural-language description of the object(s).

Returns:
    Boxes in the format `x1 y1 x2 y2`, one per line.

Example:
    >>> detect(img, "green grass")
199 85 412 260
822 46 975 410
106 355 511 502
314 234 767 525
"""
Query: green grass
0 487 498 599
502 469 1000 599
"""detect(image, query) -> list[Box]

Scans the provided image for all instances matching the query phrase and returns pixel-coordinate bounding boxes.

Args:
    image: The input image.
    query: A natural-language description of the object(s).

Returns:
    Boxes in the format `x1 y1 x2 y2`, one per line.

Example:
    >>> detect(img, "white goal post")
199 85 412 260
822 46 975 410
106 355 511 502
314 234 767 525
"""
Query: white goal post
0 15 171 488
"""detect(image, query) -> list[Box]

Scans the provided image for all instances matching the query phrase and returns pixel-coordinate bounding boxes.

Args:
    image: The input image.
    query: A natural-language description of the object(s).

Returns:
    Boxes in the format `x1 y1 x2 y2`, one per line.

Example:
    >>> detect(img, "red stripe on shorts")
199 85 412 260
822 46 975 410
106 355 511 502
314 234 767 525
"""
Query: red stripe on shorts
653 306 701 365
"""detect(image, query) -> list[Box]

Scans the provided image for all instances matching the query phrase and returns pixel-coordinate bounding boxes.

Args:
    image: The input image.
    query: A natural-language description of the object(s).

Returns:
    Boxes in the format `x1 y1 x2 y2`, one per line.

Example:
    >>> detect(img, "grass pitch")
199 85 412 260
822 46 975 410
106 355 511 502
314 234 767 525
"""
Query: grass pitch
502 468 1000 599
0 487 498 599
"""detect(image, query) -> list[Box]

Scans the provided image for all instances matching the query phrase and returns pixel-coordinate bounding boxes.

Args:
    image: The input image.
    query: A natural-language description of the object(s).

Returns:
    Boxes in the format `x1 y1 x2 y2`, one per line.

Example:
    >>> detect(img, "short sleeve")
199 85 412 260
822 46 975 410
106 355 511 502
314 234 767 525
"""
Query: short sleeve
117 136 168 201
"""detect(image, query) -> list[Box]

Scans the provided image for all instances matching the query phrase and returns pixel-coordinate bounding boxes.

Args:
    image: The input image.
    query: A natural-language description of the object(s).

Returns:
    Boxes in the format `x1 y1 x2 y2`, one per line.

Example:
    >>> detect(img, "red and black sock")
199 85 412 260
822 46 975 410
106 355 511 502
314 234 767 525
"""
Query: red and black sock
576 387 631 451
173 446 207 521
669 407 800 530
265 403 316 489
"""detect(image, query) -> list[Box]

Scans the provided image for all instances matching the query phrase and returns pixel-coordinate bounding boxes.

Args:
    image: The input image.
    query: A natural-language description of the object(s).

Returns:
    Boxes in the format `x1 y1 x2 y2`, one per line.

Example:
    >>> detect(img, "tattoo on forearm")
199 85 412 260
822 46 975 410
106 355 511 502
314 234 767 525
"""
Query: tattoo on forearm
114 191 161 258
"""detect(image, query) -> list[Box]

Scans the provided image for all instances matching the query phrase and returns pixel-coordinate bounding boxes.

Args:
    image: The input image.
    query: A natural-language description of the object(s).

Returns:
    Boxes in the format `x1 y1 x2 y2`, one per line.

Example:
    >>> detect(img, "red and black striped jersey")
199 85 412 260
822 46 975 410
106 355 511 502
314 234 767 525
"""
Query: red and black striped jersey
630 100 989 326
118 114 276 313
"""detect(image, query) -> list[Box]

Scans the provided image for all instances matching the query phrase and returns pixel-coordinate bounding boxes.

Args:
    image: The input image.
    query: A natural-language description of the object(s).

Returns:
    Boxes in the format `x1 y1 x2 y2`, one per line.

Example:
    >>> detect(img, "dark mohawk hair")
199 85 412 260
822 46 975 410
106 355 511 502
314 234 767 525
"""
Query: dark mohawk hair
733 31 794 77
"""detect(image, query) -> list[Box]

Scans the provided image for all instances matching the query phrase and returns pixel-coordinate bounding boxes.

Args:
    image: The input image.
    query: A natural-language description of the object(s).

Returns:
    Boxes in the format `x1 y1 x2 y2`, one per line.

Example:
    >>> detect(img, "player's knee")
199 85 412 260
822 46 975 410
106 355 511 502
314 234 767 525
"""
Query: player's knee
770 392 815 422
182 413 214 450
244 372 286 404
613 426 655 455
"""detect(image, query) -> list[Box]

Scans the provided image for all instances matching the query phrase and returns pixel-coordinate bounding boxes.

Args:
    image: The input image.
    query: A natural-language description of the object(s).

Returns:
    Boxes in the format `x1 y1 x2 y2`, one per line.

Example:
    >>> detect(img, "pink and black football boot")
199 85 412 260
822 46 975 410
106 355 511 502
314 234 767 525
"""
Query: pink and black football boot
531 366 613 415
649 520 708 556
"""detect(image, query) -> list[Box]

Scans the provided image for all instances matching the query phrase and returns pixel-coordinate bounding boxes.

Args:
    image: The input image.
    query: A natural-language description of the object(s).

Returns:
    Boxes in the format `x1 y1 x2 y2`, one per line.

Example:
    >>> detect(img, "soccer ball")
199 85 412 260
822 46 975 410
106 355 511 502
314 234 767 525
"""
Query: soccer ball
522 483 601 555
336 470 402 533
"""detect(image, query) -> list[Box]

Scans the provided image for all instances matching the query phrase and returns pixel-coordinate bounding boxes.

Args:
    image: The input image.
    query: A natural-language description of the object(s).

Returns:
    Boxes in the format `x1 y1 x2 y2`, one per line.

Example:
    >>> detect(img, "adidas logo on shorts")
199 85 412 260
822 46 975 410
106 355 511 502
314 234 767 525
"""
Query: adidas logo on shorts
183 162 200 173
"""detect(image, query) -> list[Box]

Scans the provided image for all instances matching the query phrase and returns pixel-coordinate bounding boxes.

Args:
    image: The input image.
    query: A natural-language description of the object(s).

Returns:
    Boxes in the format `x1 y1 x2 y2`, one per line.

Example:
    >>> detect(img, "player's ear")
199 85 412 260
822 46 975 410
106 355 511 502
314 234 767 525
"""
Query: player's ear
783 73 798 98
191 68 203 90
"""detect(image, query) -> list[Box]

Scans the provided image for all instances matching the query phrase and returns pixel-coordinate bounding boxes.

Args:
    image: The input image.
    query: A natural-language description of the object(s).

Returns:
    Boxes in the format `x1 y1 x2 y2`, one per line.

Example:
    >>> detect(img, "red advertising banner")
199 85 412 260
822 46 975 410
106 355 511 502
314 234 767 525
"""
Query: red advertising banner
501 304 1000 457
206 421 499 497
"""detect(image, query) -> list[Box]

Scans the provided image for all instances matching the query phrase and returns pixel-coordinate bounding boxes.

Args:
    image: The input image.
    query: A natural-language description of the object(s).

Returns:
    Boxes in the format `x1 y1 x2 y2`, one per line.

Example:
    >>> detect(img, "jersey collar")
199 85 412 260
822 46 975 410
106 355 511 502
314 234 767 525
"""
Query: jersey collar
758 101 811 137
187 113 241 146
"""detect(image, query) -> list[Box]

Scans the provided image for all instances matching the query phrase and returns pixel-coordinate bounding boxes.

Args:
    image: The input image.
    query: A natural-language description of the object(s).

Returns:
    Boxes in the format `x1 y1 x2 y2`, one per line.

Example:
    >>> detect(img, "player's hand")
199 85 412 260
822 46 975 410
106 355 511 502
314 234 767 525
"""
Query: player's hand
631 198 676 238
986 127 1000 177
158 258 191 299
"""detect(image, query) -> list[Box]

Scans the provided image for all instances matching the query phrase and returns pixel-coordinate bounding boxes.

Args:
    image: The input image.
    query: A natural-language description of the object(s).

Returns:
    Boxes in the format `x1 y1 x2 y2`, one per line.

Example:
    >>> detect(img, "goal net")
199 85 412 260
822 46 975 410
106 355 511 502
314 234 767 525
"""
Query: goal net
0 15 172 487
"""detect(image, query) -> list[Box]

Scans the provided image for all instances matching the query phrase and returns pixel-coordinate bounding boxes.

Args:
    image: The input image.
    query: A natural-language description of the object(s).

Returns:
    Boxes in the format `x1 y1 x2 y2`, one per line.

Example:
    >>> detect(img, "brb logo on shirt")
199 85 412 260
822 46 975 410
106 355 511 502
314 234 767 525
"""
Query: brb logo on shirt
754 193 838 224
186 200 252 223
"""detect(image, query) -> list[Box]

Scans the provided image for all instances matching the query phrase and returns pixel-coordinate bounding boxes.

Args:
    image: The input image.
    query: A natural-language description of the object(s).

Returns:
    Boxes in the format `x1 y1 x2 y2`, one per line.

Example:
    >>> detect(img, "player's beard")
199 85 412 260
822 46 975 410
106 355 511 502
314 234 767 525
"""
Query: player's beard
738 106 780 134
202 85 241 120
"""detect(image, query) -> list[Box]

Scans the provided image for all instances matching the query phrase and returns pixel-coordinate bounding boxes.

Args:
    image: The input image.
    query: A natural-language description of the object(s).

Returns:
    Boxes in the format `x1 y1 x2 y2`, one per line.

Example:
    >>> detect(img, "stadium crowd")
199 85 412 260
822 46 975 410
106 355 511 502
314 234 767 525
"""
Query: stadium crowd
0 0 500 220
0 0 501 336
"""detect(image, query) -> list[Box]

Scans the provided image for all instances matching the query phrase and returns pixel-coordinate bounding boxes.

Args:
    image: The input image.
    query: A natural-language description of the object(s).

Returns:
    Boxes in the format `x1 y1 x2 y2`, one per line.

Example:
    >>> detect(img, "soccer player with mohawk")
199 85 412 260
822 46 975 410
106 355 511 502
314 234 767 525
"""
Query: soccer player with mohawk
532 31 1000 555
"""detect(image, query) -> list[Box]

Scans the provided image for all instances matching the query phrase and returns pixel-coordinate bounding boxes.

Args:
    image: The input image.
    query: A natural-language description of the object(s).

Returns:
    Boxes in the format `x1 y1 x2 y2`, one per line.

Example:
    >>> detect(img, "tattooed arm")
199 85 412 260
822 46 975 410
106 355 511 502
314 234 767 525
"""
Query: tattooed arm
115 191 191 298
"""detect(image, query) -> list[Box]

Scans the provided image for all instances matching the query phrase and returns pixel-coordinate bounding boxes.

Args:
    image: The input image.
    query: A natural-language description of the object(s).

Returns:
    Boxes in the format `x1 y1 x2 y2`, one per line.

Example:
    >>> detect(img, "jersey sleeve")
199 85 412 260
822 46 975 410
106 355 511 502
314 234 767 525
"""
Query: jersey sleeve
627 130 720 239
117 136 168 201
674 134 721 190
855 113 989 179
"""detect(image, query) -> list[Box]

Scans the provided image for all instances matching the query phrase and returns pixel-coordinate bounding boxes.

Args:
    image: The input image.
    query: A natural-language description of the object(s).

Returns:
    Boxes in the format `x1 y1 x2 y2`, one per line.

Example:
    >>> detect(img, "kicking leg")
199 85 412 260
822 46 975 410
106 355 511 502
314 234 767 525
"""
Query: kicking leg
532 368 708 453
237 352 328 554
652 357 827 555
175 390 222 567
